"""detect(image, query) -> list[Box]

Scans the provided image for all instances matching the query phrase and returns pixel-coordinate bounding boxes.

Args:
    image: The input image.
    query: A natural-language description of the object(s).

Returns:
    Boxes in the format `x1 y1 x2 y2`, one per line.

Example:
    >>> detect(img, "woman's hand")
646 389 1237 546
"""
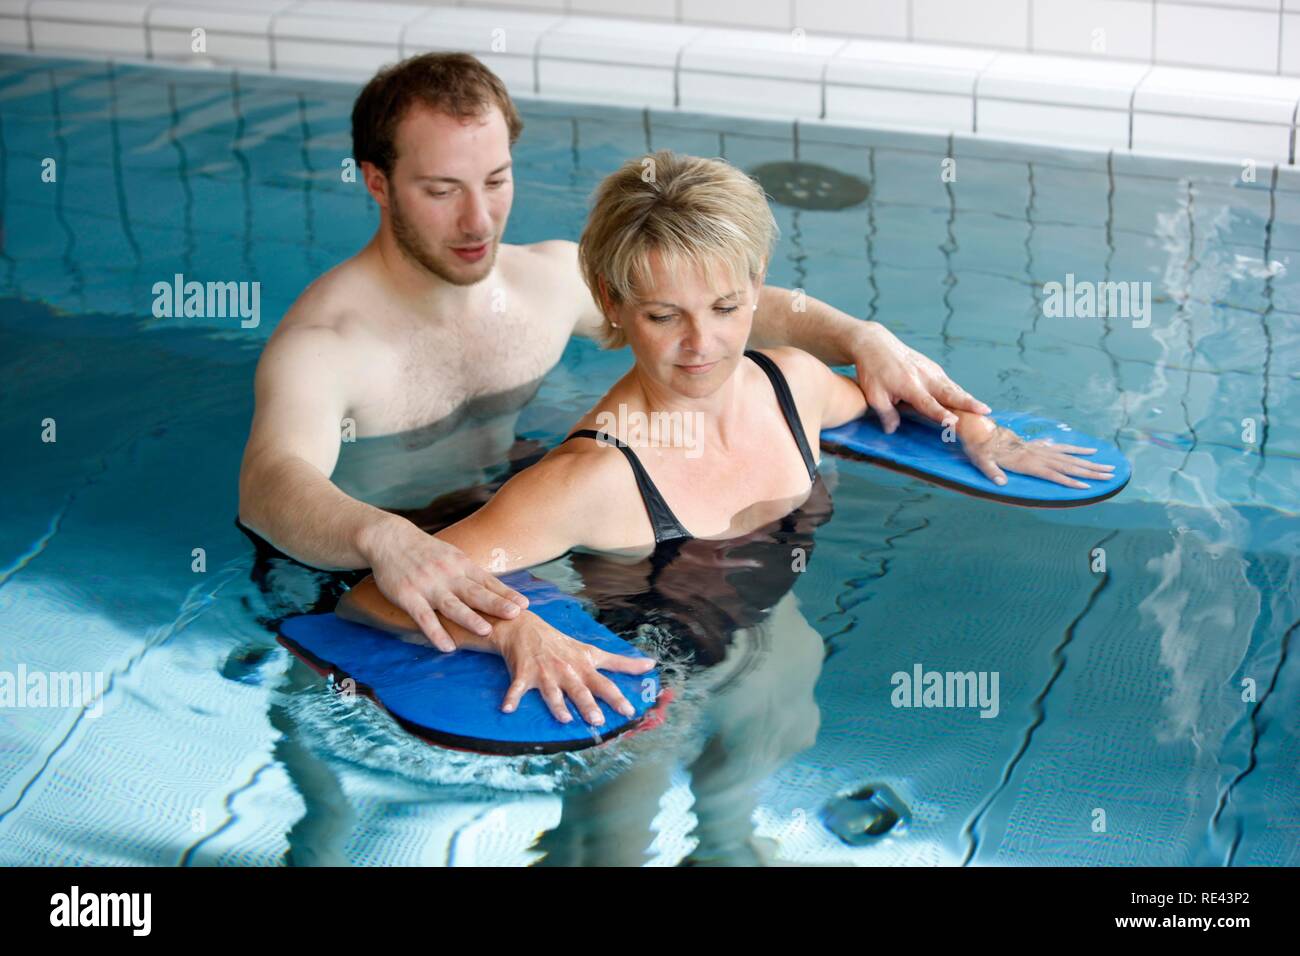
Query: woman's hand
490 611 657 726
953 413 1116 489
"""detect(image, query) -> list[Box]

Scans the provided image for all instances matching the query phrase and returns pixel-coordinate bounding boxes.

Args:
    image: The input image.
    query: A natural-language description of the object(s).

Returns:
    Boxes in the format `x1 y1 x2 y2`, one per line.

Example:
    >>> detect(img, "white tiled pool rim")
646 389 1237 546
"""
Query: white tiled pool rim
4 0 1300 169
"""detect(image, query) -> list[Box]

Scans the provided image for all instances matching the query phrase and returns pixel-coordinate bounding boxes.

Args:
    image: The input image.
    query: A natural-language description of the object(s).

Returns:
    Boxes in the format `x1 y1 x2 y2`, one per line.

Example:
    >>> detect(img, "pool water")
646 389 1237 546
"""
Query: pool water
0 53 1296 866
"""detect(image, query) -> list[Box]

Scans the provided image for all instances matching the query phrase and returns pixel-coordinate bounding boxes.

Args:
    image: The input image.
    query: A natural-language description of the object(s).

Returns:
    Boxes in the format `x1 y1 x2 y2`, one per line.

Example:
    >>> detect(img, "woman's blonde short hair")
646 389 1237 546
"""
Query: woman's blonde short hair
577 149 778 349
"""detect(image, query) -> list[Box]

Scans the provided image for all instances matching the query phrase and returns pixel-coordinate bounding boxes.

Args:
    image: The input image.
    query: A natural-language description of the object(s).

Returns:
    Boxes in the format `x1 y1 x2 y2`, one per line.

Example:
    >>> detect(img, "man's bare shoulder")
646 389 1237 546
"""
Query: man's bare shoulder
254 257 402 400
274 254 391 339
494 238 578 288
507 239 604 337
517 238 578 263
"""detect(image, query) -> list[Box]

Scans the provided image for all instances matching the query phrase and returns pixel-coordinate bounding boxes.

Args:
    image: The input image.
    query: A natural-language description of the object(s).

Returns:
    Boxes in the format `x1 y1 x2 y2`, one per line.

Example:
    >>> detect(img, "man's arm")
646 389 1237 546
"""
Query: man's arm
237 325 374 568
749 284 990 432
237 325 528 649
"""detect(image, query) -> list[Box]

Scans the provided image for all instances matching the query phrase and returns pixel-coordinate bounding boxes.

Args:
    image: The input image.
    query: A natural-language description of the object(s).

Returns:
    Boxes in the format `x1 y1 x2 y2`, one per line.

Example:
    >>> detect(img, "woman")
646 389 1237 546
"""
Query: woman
338 149 1114 726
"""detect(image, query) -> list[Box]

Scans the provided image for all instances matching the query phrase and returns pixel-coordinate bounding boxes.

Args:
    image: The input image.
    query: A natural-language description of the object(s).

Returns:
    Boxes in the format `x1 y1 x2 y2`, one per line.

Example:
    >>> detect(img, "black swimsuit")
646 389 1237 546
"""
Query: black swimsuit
560 350 819 543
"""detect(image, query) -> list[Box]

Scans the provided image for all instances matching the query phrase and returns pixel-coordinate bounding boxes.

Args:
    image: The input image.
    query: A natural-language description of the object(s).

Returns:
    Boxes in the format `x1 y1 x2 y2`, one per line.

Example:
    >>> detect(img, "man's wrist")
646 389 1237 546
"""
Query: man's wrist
354 511 400 566
848 318 888 352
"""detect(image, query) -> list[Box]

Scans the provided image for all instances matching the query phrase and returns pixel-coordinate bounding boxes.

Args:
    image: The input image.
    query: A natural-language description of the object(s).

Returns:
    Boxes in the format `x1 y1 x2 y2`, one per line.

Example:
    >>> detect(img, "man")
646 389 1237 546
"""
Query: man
237 52 988 654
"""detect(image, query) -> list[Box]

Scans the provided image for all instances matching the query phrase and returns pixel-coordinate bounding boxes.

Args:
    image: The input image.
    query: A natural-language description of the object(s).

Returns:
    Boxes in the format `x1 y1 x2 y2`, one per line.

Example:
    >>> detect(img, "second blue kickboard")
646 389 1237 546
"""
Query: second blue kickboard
278 572 659 755
820 410 1130 506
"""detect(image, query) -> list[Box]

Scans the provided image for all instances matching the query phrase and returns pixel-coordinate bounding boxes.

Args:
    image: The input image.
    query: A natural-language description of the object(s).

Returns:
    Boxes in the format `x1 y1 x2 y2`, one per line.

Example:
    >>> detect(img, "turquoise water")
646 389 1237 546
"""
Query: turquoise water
0 52 1296 866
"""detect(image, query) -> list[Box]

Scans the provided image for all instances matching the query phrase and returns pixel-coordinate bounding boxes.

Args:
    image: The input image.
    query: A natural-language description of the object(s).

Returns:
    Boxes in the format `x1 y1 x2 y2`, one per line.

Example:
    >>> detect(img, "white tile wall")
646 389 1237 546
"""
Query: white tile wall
271 2 428 78
3 0 1300 166
1030 0 1154 61
1284 13 1300 73
912 0 1030 51
29 0 153 57
795 0 910 40
1154 1 1279 72
0 0 28 50
148 0 296 70
572 0 677 20
538 15 702 105
978 53 1151 148
403 7 564 93
825 40 996 131
681 0 791 32
539 17 702 106
678 26 845 118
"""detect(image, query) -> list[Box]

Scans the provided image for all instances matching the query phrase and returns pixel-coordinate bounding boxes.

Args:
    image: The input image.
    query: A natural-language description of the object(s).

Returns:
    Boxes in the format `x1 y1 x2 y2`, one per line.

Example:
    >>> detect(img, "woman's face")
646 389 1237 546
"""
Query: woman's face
611 249 761 400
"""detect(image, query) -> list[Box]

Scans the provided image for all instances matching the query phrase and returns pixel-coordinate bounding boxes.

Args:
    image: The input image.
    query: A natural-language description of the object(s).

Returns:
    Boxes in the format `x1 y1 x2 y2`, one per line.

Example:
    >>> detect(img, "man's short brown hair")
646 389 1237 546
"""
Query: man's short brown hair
351 52 524 176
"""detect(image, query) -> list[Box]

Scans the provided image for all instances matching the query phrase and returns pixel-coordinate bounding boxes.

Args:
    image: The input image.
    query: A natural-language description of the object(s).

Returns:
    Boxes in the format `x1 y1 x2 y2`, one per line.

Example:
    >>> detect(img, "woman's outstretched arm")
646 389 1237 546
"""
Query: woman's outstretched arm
336 446 656 725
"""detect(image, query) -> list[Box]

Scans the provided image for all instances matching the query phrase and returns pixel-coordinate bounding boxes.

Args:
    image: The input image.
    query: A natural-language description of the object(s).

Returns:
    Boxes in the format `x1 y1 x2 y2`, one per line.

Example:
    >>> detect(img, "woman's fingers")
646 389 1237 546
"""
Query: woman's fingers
1026 463 1089 488
1029 439 1098 455
538 680 573 724
501 675 531 714
1052 459 1115 478
594 649 657 675
498 639 655 725
970 452 1009 486
585 671 636 719
560 676 605 726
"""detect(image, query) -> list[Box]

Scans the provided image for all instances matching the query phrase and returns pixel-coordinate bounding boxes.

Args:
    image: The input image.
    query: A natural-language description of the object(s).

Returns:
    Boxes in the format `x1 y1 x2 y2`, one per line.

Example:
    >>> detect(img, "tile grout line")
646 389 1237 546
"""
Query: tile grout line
1130 65 1155 150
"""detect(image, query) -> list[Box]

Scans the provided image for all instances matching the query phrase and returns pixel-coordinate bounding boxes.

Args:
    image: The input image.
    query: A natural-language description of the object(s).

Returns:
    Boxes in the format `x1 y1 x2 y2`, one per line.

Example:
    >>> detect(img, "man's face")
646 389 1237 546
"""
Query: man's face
382 102 514 286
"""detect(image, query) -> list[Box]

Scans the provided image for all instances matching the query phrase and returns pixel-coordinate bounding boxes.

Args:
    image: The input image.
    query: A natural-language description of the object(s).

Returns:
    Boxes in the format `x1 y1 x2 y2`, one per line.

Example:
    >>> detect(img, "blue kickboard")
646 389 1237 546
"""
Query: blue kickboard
278 572 660 755
820 410 1130 506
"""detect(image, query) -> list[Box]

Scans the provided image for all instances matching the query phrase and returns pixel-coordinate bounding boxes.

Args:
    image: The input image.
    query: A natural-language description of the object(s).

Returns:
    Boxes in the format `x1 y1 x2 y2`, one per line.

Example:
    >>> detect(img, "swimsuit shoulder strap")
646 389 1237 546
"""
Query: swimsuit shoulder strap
743 350 818 482
561 429 692 543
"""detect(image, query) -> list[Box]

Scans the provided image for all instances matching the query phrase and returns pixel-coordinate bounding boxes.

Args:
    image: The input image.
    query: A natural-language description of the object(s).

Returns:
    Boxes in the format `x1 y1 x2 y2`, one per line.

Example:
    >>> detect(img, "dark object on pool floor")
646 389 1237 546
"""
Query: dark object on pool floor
822 782 911 846
748 161 870 210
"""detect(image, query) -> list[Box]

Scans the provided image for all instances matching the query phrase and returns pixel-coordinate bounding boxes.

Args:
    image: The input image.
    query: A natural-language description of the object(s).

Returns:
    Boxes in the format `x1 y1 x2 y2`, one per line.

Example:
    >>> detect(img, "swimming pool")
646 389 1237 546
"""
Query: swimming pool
0 51 1296 866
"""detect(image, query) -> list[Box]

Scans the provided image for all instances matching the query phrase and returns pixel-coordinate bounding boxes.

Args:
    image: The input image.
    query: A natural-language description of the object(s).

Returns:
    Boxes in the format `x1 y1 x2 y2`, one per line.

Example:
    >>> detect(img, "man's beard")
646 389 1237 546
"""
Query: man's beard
389 190 492 286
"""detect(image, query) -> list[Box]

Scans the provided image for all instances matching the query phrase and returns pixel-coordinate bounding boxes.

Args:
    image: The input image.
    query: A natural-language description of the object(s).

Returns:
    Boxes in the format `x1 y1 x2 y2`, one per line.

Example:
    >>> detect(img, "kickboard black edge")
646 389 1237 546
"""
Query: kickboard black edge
275 634 651 756
822 441 1131 508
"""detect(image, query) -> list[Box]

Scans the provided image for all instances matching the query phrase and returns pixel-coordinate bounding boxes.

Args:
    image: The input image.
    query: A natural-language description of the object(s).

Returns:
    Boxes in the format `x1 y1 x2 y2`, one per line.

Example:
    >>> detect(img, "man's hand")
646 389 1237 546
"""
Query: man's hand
357 514 529 652
851 322 989 432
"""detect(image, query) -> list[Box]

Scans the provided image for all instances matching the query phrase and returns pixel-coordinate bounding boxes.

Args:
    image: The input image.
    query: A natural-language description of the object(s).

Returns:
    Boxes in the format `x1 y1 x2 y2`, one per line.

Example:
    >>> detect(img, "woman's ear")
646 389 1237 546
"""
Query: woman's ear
596 276 613 316
597 276 623 329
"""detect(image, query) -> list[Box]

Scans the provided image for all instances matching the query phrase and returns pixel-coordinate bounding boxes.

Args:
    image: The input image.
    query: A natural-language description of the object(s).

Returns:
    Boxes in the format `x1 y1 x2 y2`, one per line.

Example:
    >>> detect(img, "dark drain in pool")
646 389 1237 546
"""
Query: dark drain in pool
748 161 870 211
822 782 911 846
